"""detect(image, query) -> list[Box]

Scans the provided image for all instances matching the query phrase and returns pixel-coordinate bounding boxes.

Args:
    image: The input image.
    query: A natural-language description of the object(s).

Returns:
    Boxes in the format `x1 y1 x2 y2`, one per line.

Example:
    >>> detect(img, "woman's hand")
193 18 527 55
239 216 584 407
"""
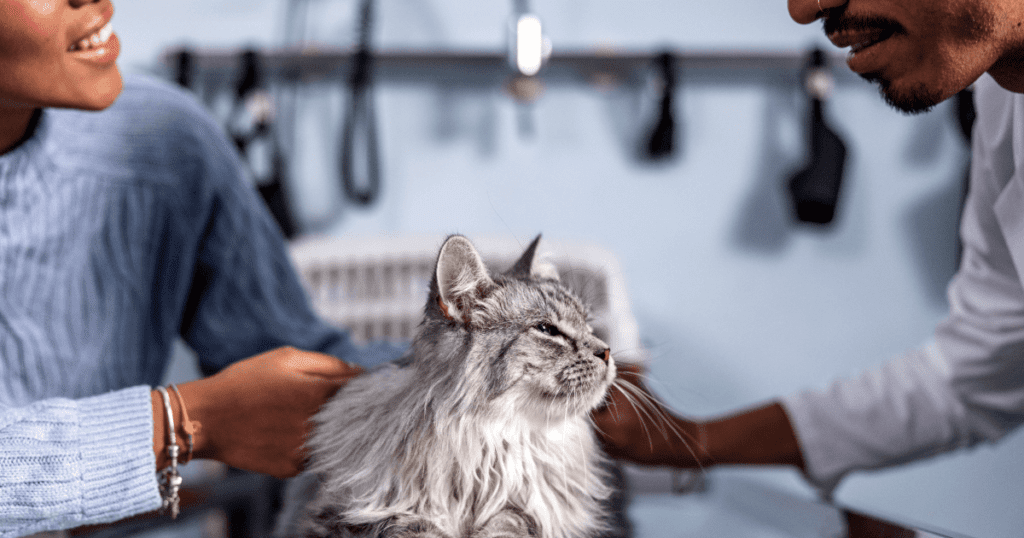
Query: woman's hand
591 363 707 468
154 346 363 478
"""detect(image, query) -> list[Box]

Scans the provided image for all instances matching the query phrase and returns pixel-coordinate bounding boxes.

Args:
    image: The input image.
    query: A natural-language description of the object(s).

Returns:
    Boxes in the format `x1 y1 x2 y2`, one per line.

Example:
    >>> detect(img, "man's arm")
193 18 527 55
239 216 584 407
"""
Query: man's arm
592 364 806 470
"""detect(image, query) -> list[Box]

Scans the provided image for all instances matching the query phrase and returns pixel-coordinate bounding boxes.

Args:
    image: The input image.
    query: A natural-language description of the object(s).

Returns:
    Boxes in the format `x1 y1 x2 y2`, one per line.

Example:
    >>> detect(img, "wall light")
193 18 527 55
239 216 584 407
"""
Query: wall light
509 13 550 77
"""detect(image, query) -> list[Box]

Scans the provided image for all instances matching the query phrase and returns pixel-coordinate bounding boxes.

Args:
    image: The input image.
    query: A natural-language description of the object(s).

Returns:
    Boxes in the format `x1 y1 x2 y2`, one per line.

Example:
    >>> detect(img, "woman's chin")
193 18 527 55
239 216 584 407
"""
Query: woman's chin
80 71 124 110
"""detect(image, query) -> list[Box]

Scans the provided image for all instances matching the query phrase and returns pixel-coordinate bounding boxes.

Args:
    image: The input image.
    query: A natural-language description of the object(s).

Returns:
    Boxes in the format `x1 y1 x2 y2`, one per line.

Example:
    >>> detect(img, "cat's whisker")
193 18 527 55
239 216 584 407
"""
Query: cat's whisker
613 380 686 444
612 358 705 407
609 381 657 452
566 403 575 495
608 349 647 363
611 380 693 457
602 394 619 421
609 380 709 475
611 379 663 427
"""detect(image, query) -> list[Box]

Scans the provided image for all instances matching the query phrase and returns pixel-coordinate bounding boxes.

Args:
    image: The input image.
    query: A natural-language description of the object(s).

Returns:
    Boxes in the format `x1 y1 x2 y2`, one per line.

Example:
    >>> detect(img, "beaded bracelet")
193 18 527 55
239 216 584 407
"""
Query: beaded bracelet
155 386 182 519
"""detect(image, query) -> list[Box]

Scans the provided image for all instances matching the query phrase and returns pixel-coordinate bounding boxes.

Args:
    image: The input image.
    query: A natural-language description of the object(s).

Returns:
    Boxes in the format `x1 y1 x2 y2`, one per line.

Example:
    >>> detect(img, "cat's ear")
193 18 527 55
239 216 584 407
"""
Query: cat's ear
508 234 560 281
435 235 495 324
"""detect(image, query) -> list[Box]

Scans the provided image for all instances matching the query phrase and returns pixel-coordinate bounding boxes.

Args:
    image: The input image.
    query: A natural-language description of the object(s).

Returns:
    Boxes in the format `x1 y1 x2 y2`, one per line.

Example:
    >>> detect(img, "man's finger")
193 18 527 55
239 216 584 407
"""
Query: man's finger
617 362 643 374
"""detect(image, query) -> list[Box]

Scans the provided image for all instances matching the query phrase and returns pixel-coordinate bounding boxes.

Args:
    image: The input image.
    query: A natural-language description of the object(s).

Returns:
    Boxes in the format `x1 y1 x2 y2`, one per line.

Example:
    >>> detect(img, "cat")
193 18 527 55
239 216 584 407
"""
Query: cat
295 234 617 538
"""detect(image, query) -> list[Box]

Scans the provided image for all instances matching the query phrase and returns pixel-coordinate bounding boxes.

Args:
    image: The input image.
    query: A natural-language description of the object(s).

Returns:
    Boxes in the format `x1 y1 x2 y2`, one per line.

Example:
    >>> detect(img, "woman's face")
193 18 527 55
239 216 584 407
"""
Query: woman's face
0 0 122 112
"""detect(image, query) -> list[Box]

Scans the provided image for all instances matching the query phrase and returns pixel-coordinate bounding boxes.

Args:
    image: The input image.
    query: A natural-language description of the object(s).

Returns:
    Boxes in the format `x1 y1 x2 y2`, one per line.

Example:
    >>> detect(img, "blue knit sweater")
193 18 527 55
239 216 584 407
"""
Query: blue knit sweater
0 76 390 536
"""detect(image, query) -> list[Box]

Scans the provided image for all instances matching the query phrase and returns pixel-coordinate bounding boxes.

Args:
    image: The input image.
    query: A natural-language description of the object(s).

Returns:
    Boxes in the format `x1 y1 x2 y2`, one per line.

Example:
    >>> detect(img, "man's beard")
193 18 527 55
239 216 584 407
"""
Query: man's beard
863 73 946 115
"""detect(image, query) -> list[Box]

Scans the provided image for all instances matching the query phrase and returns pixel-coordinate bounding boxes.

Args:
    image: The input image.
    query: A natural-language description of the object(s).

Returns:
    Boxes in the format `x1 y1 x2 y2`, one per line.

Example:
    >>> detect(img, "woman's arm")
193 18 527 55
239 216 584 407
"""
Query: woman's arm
0 346 360 537
151 346 362 477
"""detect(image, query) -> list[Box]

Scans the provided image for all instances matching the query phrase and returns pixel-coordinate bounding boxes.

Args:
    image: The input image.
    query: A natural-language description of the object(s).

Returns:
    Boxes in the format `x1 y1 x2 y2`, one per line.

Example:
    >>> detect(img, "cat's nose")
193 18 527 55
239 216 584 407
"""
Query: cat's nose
594 348 610 363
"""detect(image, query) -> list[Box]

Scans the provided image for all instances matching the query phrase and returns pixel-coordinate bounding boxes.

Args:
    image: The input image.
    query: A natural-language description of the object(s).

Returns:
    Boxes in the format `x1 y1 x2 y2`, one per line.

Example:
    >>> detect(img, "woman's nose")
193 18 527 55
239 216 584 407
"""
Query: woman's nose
789 0 847 24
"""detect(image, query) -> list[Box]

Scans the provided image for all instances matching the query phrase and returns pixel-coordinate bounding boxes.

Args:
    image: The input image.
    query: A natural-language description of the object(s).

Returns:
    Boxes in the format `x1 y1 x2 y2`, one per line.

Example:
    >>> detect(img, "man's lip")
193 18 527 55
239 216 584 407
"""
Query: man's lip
823 15 903 49
828 27 896 51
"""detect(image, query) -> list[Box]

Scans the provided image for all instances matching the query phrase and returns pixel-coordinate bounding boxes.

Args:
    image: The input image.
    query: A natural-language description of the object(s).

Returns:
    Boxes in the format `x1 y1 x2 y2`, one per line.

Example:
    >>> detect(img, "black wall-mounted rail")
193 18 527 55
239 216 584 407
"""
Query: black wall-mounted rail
162 47 857 89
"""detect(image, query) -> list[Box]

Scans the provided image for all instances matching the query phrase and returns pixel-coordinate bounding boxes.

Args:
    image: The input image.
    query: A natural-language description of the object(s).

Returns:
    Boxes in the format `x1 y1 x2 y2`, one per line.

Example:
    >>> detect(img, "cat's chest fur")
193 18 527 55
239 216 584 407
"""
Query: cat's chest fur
298 235 615 538
307 365 609 538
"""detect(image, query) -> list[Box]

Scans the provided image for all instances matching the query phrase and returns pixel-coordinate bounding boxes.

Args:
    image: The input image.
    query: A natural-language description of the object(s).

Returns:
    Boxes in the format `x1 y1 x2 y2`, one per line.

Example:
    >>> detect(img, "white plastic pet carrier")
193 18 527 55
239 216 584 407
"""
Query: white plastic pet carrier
288 234 644 362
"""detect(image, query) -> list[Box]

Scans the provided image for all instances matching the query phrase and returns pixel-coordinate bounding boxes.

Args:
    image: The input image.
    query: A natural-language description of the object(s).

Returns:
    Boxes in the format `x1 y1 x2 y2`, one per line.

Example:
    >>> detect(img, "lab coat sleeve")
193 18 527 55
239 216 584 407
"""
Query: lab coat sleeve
779 344 970 495
0 386 161 537
781 75 1024 496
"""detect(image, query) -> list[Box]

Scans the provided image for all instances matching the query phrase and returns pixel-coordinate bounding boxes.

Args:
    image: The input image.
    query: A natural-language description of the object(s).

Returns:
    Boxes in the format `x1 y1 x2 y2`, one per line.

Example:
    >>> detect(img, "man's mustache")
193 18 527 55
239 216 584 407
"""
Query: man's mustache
822 6 904 39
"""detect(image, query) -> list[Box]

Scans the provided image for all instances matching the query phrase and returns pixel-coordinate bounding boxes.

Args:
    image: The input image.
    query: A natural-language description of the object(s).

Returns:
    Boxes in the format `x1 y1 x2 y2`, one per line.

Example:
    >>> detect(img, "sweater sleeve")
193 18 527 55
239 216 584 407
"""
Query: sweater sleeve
0 386 161 537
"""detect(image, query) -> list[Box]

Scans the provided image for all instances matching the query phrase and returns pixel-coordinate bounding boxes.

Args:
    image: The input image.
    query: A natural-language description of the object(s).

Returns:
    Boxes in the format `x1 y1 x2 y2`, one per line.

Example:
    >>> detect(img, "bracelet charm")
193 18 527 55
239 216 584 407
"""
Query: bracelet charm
155 386 182 519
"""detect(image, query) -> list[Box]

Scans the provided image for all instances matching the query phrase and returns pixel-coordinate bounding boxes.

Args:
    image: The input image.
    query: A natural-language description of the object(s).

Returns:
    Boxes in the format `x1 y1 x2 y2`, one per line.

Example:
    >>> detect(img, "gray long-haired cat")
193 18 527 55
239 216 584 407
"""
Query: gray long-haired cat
297 235 617 538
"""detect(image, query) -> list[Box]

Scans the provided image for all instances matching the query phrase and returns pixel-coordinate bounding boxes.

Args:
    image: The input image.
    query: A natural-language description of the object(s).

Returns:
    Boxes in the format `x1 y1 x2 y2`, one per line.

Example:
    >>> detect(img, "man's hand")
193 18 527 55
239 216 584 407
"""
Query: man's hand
593 363 807 471
592 363 707 468
161 347 363 478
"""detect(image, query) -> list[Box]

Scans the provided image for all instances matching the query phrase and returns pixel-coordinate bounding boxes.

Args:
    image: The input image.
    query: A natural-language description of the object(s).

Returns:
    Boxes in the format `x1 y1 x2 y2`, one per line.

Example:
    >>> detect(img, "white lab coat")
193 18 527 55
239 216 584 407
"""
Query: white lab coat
781 73 1024 496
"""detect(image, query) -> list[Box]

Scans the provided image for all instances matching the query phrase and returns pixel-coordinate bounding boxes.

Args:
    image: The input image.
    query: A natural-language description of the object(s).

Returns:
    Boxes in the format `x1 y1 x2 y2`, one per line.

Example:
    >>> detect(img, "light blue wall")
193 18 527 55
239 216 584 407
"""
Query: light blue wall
119 1 1023 537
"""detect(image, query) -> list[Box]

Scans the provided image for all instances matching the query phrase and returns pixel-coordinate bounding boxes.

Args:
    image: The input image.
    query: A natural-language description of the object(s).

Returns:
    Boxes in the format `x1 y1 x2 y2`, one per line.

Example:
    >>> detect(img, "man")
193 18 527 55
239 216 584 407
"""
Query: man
595 0 1024 497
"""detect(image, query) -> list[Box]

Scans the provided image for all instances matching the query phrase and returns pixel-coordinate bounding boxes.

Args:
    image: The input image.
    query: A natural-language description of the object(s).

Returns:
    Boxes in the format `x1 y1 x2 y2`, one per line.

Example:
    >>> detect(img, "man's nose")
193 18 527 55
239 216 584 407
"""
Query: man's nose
789 0 847 24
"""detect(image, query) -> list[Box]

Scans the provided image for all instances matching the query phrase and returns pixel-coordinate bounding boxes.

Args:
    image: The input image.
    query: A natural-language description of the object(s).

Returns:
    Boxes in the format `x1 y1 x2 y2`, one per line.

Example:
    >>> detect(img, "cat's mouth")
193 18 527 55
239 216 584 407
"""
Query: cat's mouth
538 377 614 413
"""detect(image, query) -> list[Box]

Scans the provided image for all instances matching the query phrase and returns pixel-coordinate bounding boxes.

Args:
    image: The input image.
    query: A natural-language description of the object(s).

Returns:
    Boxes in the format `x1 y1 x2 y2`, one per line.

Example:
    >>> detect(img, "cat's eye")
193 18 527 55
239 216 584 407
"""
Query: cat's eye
535 322 562 338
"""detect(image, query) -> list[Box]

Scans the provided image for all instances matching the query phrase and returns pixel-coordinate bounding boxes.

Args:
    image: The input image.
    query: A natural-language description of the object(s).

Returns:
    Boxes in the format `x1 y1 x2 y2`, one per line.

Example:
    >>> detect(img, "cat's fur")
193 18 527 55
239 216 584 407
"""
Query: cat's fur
297 235 616 538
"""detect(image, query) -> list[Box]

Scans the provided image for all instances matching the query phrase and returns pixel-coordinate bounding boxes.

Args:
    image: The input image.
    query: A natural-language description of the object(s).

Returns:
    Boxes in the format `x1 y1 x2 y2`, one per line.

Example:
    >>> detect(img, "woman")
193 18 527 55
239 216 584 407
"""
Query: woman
0 0 391 534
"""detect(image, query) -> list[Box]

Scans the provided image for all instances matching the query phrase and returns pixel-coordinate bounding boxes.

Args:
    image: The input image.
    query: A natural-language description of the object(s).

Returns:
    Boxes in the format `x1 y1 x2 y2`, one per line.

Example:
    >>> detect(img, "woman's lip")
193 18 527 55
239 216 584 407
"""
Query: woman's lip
69 32 120 66
69 21 111 51
68 4 114 51
69 21 114 52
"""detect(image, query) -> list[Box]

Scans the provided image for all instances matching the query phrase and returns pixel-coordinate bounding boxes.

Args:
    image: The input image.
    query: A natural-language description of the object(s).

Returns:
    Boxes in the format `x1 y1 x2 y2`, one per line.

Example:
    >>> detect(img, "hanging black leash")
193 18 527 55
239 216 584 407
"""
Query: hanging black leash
340 0 382 207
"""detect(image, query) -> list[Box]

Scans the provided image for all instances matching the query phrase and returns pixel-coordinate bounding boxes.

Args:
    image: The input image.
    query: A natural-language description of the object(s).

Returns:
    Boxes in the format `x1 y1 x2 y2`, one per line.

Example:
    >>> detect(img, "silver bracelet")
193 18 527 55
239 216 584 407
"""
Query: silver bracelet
155 386 182 519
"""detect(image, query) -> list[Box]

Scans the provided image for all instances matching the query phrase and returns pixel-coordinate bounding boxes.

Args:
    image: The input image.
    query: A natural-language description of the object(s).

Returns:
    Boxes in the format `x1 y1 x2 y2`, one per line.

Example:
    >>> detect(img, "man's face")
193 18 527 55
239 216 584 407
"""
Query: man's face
0 0 122 112
789 0 1024 113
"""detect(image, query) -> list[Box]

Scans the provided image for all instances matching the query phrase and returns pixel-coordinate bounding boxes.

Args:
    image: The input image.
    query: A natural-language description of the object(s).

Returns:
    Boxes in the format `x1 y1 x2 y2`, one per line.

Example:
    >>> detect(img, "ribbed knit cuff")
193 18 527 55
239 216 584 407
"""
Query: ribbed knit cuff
77 385 162 524
0 387 161 537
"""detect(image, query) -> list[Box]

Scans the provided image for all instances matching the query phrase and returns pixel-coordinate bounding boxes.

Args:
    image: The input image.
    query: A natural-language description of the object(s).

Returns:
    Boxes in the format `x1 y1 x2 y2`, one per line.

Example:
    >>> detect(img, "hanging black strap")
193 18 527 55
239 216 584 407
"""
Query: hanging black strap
173 48 194 90
230 50 298 238
788 48 848 225
645 51 678 160
340 0 382 207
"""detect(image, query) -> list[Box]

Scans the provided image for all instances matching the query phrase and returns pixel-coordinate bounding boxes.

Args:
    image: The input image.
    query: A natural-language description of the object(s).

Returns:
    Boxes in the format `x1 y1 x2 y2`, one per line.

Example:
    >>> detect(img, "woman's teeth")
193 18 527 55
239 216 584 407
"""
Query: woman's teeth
69 22 114 52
